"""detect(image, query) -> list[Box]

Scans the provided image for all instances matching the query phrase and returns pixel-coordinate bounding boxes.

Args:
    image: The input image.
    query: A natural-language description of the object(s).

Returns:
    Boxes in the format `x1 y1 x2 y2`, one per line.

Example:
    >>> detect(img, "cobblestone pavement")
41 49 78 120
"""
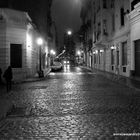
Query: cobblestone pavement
0 67 140 140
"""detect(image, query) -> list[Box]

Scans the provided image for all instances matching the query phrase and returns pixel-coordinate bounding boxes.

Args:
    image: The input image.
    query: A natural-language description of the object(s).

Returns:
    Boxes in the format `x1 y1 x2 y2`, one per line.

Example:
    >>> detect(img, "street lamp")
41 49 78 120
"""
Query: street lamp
65 30 73 59
67 30 72 36
37 38 44 77
50 49 56 56
77 50 81 56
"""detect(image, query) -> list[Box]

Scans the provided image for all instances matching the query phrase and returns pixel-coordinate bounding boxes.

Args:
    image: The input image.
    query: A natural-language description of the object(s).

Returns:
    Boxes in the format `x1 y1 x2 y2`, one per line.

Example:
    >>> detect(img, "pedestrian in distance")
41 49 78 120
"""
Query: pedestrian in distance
0 67 2 85
3 66 13 92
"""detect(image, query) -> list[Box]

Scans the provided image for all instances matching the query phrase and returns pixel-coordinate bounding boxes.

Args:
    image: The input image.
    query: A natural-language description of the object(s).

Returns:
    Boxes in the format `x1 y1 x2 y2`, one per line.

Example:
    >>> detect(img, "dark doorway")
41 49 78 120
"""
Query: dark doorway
10 44 22 68
134 40 140 77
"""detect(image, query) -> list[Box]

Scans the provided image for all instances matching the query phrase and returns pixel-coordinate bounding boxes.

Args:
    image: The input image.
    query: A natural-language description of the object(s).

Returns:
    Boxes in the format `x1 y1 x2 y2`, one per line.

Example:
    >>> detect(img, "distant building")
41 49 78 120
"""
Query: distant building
0 8 49 81
63 31 75 61
80 0 93 67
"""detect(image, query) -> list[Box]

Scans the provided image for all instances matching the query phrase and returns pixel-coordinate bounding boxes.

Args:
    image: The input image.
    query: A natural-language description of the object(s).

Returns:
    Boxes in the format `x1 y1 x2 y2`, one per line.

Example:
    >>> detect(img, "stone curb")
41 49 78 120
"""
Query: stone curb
13 68 51 84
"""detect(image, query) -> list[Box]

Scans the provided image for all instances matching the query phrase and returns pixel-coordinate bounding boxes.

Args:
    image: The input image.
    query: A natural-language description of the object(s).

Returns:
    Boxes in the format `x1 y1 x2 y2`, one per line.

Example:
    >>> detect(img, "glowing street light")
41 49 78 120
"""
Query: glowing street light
50 49 56 55
67 30 72 35
77 50 81 56
37 38 43 45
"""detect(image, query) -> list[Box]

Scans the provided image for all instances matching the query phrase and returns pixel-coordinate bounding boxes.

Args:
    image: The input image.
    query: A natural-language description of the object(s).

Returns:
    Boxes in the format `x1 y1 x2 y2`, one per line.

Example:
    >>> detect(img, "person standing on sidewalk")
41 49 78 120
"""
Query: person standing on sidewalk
3 66 13 92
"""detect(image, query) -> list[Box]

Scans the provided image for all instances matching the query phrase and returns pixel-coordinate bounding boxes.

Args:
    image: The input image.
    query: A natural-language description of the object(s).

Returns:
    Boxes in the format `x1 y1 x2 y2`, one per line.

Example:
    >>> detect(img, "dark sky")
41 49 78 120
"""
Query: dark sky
51 0 82 47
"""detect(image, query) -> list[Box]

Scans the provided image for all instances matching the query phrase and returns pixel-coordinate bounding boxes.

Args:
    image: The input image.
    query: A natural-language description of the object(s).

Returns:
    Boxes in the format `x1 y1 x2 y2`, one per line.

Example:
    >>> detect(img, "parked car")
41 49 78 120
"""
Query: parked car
51 60 63 71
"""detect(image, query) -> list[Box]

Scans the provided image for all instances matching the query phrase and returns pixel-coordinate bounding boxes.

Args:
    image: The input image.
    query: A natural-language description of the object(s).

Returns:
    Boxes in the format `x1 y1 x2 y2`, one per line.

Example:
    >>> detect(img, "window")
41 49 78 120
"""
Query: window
97 23 101 40
93 2 96 24
112 14 115 32
100 51 103 64
97 0 101 13
0 15 3 20
111 0 115 8
99 51 100 64
98 23 101 32
120 8 125 26
122 41 127 65
117 50 119 66
103 0 107 8
10 44 22 68
103 19 107 35
111 49 115 65
94 14 96 24
94 54 96 64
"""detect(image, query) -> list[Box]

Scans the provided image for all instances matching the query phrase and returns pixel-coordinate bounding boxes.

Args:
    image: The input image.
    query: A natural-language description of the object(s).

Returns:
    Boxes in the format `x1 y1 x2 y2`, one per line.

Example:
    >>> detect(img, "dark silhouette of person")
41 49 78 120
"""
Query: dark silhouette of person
0 68 2 85
3 66 13 92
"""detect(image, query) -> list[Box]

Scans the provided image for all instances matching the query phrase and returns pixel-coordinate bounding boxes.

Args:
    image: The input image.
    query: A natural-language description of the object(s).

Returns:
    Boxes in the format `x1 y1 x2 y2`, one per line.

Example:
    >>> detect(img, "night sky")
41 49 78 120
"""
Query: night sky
51 0 82 47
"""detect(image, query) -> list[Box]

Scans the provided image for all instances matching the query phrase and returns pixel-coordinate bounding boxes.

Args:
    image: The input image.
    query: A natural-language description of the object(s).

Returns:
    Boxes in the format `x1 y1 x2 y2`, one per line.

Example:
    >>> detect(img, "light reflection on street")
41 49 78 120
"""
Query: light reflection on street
49 72 56 75
49 66 85 75
1 66 140 139
76 67 81 71
64 65 70 72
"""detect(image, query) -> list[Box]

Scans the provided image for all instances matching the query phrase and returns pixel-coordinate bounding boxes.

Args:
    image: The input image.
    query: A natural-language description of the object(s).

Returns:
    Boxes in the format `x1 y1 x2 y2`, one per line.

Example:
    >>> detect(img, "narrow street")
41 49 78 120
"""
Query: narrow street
0 66 140 139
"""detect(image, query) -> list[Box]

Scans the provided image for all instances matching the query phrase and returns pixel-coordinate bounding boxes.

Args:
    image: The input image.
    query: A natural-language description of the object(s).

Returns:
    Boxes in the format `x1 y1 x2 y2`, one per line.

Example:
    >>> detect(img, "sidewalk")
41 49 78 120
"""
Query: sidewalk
80 66 140 91
0 67 51 121
13 67 51 84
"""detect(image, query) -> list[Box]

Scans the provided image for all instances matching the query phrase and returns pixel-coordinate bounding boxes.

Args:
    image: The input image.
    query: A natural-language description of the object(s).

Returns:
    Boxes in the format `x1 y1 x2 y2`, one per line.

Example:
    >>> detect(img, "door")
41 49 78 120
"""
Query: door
135 40 140 77
10 44 22 68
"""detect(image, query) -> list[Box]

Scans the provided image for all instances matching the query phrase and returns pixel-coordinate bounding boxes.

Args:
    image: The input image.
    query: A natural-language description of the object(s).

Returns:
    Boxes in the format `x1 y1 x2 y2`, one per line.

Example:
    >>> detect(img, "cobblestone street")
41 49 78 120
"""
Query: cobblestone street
0 67 140 140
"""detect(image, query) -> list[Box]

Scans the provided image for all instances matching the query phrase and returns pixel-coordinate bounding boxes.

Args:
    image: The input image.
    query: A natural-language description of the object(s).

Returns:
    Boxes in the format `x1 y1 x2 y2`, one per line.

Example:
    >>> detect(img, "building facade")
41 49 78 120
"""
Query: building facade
0 8 49 81
130 1 140 77
80 0 140 78
92 0 130 77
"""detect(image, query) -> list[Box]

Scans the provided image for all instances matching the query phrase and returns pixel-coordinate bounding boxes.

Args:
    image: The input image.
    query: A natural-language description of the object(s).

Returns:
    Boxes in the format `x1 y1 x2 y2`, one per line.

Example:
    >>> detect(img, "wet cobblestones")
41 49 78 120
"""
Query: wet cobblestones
1 114 140 139
0 68 140 139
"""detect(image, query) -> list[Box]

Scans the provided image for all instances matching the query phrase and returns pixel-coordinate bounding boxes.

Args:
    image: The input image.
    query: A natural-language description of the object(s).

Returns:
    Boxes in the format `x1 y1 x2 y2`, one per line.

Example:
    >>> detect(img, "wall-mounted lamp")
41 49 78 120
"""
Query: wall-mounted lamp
100 50 104 53
111 45 116 50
